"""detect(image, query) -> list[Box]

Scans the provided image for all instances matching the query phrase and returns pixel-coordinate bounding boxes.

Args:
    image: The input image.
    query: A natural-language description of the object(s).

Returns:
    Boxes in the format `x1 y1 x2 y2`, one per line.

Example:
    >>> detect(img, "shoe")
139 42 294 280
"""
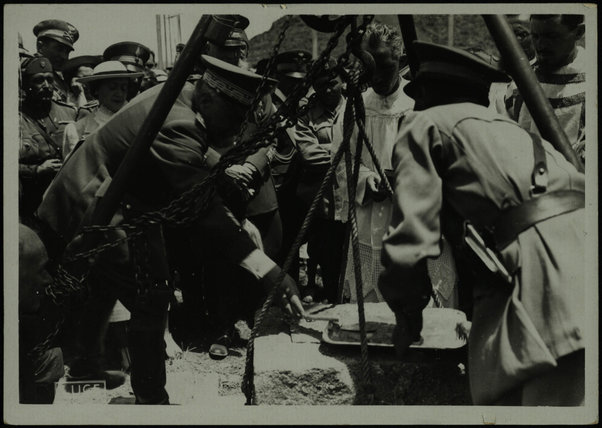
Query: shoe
67 368 127 390
209 334 231 360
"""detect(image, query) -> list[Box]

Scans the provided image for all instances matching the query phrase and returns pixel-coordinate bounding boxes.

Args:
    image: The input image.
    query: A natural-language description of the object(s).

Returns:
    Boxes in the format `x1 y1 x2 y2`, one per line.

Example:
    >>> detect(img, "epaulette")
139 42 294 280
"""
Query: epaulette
53 99 77 111
80 100 100 111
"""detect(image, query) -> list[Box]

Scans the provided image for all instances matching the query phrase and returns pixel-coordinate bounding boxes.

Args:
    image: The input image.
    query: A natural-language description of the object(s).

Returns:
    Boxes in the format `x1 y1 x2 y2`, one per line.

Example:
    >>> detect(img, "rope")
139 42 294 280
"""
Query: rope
241 96 355 404
344 93 374 403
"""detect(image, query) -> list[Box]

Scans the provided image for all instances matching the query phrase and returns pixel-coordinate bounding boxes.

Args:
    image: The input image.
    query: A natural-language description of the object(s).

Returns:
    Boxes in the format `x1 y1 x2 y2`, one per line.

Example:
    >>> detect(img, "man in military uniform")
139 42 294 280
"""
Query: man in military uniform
256 50 313 281
379 41 585 405
37 55 305 404
33 19 79 104
204 15 250 68
19 56 76 221
104 41 152 101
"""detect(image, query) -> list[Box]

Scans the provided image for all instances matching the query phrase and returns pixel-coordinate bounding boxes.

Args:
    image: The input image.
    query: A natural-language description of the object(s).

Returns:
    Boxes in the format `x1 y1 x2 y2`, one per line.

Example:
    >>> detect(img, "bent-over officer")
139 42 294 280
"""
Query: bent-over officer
37 55 306 404
379 41 585 406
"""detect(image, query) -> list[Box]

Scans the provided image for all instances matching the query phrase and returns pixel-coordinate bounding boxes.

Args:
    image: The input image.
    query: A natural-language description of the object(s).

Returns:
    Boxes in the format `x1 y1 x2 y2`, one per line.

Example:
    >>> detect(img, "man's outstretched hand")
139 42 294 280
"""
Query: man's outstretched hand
261 266 306 318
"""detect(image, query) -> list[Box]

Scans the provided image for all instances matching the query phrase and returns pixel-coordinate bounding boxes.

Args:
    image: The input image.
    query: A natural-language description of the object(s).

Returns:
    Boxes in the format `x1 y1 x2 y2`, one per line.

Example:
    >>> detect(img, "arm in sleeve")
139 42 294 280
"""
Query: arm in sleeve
150 119 258 265
294 114 331 167
62 122 80 160
378 112 444 318
244 146 270 179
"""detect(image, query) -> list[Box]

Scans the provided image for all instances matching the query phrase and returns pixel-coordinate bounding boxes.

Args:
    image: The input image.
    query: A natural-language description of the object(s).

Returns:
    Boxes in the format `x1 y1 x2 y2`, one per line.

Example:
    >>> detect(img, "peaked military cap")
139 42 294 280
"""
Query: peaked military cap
205 15 250 49
201 54 278 106
62 55 103 74
21 56 53 76
273 50 312 79
33 19 79 50
103 42 151 73
404 41 510 98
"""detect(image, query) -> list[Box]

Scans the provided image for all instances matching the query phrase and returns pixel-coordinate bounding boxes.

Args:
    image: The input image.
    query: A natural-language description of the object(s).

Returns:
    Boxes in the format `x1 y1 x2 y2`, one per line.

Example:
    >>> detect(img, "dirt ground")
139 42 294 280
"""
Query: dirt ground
52 253 470 406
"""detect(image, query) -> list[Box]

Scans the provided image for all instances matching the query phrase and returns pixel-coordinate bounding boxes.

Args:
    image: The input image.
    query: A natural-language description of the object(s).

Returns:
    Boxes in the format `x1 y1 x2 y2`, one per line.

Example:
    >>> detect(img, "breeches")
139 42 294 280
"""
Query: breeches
81 262 170 404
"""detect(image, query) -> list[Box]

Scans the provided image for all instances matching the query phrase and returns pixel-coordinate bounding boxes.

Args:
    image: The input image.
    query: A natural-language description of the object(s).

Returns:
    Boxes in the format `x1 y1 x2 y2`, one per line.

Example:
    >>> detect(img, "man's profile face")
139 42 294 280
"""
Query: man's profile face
530 16 583 69
26 72 54 103
314 75 343 110
37 38 71 70
363 40 401 96
194 82 246 143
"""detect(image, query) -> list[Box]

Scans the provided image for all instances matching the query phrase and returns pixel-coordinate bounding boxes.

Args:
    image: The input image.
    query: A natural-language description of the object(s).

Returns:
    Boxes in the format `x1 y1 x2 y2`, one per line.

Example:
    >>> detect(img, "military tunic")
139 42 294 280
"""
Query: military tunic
75 99 99 121
62 104 113 158
379 102 584 404
19 100 76 218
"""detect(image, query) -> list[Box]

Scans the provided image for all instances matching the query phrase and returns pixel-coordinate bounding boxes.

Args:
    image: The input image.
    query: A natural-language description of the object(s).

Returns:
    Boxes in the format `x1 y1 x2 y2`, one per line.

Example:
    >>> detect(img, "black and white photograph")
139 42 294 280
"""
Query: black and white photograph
3 3 598 425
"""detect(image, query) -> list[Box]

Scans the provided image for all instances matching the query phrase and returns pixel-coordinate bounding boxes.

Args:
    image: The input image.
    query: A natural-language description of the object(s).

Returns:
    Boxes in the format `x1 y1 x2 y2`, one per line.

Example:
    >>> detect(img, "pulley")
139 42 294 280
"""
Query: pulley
300 15 354 33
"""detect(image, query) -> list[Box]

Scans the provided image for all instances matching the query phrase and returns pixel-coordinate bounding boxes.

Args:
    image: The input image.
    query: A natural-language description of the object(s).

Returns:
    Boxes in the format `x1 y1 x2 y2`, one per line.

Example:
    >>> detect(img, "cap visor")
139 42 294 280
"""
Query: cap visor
41 35 74 51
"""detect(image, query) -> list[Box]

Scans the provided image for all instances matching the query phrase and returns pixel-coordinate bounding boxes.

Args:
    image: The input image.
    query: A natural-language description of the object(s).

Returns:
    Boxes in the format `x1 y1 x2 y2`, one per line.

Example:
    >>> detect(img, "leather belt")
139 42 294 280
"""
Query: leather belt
492 190 584 250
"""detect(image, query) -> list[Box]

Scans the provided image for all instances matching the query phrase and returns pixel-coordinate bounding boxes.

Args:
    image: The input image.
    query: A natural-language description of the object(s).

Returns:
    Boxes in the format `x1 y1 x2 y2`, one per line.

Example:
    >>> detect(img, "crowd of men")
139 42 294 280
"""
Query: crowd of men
17 14 587 407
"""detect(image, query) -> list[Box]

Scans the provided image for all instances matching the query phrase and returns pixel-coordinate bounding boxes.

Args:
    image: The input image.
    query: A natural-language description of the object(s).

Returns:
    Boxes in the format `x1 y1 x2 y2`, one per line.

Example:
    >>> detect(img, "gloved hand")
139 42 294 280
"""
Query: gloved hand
392 310 423 357
261 266 306 318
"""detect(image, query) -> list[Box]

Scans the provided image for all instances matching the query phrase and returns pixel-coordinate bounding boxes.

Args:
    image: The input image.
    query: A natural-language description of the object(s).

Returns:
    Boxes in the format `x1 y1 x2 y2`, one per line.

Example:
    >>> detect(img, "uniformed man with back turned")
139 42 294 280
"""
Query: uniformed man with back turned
379 41 585 406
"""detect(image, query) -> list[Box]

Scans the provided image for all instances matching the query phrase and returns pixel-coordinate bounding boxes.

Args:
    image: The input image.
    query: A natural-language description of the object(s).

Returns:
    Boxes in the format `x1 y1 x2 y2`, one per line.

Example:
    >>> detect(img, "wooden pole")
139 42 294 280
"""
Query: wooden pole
89 15 214 227
397 15 419 78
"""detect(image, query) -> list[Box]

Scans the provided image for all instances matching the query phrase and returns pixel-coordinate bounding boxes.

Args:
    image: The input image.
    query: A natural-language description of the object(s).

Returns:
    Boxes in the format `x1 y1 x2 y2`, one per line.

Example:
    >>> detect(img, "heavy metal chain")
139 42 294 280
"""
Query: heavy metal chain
234 15 293 151
242 16 379 404
58 15 359 269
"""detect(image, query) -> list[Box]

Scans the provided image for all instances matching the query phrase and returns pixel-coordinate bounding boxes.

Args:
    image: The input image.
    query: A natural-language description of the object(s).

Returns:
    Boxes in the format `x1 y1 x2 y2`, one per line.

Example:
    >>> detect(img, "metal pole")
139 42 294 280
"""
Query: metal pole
156 15 164 69
311 29 318 59
167 16 173 66
483 15 584 172
177 14 182 44
90 15 214 226
397 15 419 78
163 15 168 67
447 15 454 46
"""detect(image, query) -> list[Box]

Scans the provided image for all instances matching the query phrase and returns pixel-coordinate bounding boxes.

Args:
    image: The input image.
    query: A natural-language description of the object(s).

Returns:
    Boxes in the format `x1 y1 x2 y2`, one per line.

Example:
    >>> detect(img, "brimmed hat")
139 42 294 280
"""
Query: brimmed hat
403 41 510 98
103 41 151 73
201 54 278 106
33 19 79 50
77 61 143 83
